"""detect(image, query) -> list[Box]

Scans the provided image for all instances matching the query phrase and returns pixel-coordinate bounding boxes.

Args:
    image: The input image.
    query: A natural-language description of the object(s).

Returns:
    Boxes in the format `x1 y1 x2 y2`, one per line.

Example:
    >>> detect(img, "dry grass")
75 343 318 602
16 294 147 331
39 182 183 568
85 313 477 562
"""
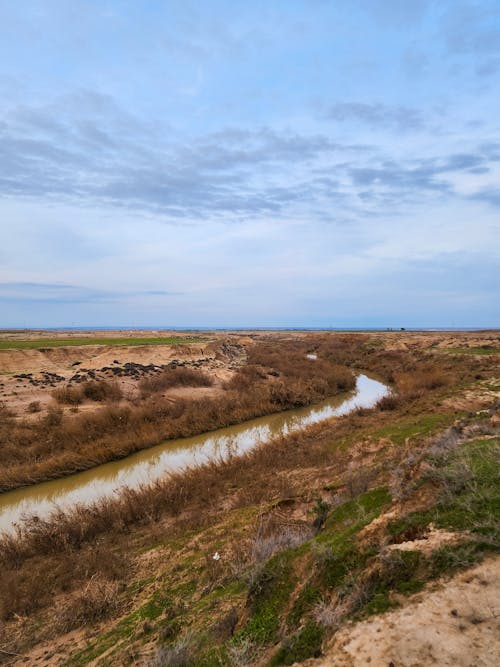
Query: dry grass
54 576 123 632
139 366 213 397
52 379 123 405
0 341 356 491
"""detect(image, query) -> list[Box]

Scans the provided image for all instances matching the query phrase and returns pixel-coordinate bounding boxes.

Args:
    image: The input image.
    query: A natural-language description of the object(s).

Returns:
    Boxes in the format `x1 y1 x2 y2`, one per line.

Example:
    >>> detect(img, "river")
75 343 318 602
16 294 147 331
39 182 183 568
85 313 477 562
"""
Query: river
0 374 388 534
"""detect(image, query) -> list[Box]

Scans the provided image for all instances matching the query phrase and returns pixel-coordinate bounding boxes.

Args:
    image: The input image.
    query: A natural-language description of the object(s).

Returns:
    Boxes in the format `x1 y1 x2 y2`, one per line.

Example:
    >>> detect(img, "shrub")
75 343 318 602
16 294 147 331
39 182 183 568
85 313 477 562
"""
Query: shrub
139 367 213 397
43 405 63 427
55 576 122 631
376 394 400 411
82 380 123 402
52 380 123 405
52 384 84 405
270 621 323 665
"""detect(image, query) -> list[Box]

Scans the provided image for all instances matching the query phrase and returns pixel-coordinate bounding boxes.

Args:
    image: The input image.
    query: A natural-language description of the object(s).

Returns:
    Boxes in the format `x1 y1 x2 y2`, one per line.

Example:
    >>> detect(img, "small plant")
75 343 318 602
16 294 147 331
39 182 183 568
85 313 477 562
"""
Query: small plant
312 498 330 532
43 405 63 427
149 635 196 667
270 621 324 665
376 393 400 411
55 576 121 631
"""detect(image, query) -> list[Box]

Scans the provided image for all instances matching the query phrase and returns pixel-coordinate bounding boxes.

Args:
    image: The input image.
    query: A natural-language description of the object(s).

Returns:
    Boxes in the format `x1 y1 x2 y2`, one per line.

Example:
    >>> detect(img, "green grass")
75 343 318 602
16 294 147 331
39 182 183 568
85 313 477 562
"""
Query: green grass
389 436 500 553
235 550 297 646
323 487 392 533
445 346 500 355
0 336 208 350
287 584 322 628
270 621 324 665
374 412 456 445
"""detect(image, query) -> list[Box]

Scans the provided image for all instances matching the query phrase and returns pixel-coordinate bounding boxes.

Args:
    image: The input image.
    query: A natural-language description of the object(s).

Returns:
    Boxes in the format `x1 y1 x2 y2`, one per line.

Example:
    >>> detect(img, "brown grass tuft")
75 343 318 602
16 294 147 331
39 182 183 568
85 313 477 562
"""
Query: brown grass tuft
139 366 213 397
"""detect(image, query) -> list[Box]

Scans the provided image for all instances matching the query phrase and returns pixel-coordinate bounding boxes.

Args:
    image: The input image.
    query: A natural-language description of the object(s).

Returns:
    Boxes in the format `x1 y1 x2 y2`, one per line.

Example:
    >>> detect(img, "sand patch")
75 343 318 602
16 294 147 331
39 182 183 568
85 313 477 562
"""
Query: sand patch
310 556 500 667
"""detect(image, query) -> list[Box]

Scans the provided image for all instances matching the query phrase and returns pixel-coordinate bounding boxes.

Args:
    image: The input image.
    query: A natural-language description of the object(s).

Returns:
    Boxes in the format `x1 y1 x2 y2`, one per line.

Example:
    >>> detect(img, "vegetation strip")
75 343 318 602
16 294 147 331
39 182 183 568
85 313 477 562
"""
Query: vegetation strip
0 336 207 350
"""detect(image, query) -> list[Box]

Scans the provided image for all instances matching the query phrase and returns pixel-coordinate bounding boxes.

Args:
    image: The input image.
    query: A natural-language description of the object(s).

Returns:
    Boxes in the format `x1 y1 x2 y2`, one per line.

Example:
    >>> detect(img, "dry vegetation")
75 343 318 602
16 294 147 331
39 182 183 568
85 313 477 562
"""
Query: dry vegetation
0 340 355 491
0 330 498 666
138 367 214 397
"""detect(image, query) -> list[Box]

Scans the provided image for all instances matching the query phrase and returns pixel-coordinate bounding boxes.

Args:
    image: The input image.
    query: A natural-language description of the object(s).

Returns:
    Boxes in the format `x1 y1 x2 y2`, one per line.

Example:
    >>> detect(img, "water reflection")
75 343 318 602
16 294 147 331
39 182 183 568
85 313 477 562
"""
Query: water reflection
0 374 388 533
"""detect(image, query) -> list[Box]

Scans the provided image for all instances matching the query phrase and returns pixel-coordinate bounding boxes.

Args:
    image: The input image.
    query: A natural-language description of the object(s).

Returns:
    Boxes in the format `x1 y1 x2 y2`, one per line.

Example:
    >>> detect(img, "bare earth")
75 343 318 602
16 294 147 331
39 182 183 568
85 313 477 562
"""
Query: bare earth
309 556 500 667
0 331 250 415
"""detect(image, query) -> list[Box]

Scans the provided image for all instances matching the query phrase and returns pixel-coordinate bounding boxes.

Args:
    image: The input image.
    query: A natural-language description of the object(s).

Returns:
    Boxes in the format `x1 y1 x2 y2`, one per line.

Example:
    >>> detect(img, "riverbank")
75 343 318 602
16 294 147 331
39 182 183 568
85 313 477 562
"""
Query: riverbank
0 375 388 533
0 337 355 491
0 330 498 666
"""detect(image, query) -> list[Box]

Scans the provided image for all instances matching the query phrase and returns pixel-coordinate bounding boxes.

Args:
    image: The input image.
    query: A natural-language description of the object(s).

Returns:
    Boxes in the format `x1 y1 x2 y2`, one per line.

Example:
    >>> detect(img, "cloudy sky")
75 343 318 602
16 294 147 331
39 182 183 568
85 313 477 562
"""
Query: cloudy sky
1 0 499 328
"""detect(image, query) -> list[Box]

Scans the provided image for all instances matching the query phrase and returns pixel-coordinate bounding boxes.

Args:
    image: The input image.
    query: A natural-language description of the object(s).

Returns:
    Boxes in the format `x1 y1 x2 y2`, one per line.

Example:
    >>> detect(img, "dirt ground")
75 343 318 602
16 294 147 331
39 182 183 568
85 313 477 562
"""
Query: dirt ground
0 331 251 415
1 328 498 418
309 555 500 667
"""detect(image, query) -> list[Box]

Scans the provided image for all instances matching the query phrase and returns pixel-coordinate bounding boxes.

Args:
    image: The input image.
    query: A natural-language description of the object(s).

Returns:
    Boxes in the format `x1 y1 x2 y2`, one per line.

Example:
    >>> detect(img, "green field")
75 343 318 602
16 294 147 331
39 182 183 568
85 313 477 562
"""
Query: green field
0 337 208 351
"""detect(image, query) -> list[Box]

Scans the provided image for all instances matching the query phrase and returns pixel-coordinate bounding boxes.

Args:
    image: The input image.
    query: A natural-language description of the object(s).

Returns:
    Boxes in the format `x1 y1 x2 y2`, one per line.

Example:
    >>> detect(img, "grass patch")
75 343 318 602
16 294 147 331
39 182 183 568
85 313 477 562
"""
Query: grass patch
374 412 455 445
429 437 500 540
0 336 207 350
324 487 392 532
287 584 322 628
236 550 297 645
270 621 324 665
445 346 500 356
315 488 391 590
389 437 499 569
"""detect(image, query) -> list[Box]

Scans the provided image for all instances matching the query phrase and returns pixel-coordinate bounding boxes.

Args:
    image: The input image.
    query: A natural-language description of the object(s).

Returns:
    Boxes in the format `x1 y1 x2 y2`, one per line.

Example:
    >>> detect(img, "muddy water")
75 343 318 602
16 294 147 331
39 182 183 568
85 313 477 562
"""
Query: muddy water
0 374 388 534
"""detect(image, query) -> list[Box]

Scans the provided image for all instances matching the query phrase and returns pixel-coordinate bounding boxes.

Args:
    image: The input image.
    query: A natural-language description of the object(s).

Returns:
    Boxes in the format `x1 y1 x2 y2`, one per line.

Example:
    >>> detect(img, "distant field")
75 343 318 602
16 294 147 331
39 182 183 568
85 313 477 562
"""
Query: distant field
0 337 208 350
445 346 500 355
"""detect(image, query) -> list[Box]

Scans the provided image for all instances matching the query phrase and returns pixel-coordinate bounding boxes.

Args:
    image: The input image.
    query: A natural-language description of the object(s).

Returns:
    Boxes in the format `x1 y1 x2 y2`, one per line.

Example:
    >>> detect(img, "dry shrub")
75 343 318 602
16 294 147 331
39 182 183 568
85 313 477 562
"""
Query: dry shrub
376 394 400 411
55 575 122 631
251 514 313 563
395 367 452 399
0 400 14 419
52 384 84 405
139 367 213 397
26 400 42 413
227 341 355 404
82 380 123 402
43 405 63 427
313 594 351 629
149 636 196 667
52 380 122 405
0 566 51 620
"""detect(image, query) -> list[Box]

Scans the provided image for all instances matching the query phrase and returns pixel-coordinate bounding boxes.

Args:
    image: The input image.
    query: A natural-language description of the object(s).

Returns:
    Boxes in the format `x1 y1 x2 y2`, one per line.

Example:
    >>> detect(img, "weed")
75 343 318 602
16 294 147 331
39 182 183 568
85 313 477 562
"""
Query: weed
270 621 323 665
376 393 400 411
139 367 214 397
430 543 480 577
55 576 122 632
312 499 330 532
149 635 197 667
239 551 296 645
287 584 322 628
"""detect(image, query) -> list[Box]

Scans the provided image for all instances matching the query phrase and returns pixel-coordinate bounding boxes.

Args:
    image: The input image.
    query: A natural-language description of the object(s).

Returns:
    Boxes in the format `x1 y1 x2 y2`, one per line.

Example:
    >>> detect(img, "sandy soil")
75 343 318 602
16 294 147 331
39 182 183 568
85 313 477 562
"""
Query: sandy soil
309 555 500 667
0 332 252 416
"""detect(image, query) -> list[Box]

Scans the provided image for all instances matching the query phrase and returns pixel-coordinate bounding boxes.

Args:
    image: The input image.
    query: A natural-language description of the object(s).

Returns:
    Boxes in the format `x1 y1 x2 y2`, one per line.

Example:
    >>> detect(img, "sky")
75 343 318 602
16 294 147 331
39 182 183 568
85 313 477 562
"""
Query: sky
0 0 499 328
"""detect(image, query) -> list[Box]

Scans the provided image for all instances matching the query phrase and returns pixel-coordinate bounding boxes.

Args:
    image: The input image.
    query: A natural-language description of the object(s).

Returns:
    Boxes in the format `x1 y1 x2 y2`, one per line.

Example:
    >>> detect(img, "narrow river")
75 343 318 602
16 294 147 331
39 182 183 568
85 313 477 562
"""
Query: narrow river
0 374 388 534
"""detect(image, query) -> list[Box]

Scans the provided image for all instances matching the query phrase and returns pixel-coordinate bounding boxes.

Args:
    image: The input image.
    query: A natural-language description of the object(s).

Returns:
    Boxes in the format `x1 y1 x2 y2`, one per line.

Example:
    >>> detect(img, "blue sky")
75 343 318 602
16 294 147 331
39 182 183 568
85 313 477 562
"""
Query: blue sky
0 0 499 328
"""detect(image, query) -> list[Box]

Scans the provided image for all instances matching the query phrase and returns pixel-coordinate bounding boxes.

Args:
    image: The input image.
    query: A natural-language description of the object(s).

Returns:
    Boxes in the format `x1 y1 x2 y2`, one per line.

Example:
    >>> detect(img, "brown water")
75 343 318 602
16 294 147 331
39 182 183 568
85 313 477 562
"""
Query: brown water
0 374 388 534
